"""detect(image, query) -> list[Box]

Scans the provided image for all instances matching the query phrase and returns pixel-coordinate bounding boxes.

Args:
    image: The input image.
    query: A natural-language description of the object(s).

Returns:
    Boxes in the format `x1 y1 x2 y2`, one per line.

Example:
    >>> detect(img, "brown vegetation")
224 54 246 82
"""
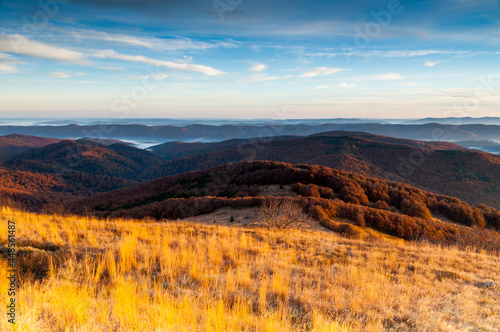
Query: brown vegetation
141 132 500 208
71 161 500 250
258 198 309 230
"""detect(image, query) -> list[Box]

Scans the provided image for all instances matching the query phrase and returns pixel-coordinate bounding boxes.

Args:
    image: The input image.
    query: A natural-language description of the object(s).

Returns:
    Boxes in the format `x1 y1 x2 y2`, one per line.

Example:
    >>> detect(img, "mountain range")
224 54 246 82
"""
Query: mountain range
1 122 500 142
2 131 500 213
144 131 500 207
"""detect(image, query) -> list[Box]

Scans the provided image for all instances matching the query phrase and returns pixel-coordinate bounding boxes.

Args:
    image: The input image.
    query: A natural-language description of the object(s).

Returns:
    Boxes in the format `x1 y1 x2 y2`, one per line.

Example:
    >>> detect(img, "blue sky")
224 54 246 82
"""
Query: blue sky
0 0 499 119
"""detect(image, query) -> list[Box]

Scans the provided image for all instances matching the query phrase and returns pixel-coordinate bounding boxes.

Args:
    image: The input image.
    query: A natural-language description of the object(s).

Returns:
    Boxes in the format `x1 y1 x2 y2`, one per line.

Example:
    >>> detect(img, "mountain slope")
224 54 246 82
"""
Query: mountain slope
3 139 164 179
0 139 162 210
71 160 500 248
141 132 500 207
149 135 299 160
0 134 60 161
0 167 135 211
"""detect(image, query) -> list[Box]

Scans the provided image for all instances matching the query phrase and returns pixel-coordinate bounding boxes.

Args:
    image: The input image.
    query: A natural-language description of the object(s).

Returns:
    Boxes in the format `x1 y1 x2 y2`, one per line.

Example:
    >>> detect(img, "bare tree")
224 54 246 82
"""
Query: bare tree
259 198 308 230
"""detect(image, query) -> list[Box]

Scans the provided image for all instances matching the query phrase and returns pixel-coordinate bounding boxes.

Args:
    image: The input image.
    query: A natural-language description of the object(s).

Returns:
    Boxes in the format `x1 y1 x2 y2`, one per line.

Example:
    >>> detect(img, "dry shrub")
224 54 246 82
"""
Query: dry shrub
259 198 308 230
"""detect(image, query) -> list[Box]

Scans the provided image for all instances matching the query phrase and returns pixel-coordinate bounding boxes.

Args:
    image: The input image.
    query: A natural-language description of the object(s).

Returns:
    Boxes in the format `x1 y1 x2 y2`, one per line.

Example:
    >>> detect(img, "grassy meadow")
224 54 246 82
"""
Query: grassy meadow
0 206 499 331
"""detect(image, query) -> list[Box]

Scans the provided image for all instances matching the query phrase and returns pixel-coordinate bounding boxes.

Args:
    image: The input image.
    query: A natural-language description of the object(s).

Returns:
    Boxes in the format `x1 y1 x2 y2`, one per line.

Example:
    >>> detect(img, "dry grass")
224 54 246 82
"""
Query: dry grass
0 206 499 331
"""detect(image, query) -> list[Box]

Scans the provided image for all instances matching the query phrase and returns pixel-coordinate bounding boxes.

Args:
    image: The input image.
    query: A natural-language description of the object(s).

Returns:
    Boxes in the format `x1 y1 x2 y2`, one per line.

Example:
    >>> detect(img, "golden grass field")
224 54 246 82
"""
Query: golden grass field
0 206 499 331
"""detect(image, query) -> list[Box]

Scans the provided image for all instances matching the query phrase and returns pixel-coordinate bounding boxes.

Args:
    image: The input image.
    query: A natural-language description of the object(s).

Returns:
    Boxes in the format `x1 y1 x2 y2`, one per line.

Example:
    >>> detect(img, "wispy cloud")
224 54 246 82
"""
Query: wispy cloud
48 71 71 78
299 67 349 78
101 66 125 71
337 82 358 88
129 74 168 80
0 64 17 73
425 60 441 67
0 53 19 73
372 73 404 80
48 71 85 78
239 73 292 83
0 34 86 63
92 49 223 76
308 49 472 59
250 63 267 72
315 85 332 89
67 29 237 51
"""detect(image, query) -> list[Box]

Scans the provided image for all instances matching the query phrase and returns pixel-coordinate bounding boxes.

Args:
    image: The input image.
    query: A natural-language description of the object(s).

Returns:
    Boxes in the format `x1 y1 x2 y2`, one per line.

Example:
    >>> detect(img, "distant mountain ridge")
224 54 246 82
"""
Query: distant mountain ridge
1 122 500 141
402 117 500 125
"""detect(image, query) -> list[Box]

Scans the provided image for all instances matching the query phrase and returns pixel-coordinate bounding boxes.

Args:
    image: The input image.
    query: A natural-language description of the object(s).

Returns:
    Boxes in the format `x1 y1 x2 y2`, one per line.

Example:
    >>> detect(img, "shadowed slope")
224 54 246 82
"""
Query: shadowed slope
0 134 60 162
142 132 500 207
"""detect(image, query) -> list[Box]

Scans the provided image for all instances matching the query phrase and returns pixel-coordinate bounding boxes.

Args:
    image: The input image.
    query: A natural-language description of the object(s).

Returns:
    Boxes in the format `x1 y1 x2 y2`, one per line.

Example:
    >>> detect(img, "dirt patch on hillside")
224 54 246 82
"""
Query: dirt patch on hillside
180 206 325 231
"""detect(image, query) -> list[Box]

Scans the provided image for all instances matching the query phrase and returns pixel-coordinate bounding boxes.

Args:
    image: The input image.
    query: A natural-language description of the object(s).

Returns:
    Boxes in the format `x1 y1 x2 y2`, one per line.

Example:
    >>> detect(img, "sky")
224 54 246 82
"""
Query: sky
0 0 499 119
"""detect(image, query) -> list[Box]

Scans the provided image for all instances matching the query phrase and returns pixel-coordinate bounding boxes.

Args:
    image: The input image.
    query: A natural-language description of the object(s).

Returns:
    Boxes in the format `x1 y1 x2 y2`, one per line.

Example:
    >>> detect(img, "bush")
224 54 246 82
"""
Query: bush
259 198 308 230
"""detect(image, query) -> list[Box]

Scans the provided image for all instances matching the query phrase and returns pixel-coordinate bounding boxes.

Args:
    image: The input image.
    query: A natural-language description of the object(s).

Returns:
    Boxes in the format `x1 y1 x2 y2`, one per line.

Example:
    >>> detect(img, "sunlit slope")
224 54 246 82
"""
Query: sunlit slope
0 207 499 331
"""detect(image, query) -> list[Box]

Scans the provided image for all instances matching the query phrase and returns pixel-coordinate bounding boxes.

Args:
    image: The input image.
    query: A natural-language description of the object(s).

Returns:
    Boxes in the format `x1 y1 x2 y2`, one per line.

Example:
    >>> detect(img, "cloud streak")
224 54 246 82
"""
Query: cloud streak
372 73 404 81
47 71 85 78
338 82 358 88
250 63 267 72
299 67 350 78
308 49 472 59
67 29 237 51
0 34 87 63
92 49 223 76
425 60 441 67
238 73 292 83
0 64 17 73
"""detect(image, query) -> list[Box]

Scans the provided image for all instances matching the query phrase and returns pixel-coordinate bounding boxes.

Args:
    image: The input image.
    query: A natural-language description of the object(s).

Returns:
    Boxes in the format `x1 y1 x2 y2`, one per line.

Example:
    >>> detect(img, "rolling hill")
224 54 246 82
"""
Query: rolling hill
0 167 135 211
3 139 164 179
0 138 164 211
0 134 60 162
142 132 500 208
149 135 299 160
70 160 500 249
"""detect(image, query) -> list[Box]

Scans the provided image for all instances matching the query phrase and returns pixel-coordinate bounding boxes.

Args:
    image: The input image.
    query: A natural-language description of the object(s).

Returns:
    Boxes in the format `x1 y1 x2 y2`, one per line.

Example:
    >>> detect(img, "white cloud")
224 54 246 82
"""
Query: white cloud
48 71 86 78
239 73 292 83
299 67 349 78
315 85 332 89
308 49 471 59
101 66 125 71
337 82 358 88
67 29 237 51
250 63 267 72
0 53 19 73
152 74 168 80
0 64 17 73
373 73 404 80
48 71 71 78
376 50 453 58
129 74 168 80
425 61 441 67
92 50 223 76
0 33 86 63
400 81 428 87
129 75 149 80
